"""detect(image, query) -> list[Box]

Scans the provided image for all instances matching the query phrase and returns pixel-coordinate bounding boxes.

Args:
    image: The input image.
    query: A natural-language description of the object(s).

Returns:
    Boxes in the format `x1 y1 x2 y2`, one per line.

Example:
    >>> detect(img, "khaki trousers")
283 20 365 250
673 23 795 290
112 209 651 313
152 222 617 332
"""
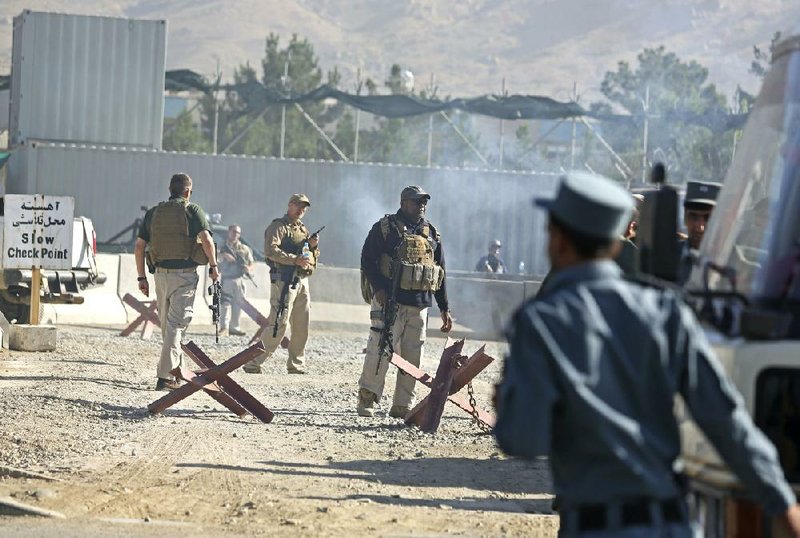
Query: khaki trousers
219 276 246 330
154 269 199 379
254 276 311 371
358 297 428 408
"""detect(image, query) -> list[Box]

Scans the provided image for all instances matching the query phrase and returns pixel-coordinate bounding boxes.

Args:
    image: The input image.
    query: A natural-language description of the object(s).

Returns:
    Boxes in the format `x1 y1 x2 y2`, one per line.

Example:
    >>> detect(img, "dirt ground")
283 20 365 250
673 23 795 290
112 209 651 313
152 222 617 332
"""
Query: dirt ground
0 323 558 537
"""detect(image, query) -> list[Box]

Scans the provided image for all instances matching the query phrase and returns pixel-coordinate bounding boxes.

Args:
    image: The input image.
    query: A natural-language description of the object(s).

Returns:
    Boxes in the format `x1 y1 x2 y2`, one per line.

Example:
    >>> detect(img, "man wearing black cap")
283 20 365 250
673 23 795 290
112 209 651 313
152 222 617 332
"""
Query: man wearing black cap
475 239 508 274
676 180 721 285
357 185 453 418
493 172 800 536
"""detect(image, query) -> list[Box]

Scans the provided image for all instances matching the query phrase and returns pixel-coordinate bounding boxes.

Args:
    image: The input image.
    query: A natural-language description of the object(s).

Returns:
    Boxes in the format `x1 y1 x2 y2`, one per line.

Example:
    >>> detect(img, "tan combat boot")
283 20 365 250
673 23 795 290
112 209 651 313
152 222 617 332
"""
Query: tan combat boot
357 388 377 417
389 405 409 419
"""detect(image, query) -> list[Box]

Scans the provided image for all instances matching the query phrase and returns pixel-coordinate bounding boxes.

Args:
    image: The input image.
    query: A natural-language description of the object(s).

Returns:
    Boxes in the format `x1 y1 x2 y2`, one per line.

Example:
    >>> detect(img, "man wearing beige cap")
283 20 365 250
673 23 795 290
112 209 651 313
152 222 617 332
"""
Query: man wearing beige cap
245 193 320 374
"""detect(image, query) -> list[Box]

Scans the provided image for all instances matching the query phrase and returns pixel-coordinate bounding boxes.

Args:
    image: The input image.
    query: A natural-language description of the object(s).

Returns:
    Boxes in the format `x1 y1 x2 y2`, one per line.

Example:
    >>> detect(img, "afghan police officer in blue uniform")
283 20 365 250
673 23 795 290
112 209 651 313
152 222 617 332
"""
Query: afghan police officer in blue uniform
493 172 800 537
676 180 721 285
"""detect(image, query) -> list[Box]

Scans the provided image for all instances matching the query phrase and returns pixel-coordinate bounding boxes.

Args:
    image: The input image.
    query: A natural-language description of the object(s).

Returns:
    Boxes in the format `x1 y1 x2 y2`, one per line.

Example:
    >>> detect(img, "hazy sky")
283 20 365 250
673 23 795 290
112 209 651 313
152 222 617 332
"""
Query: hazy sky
2 1 798 102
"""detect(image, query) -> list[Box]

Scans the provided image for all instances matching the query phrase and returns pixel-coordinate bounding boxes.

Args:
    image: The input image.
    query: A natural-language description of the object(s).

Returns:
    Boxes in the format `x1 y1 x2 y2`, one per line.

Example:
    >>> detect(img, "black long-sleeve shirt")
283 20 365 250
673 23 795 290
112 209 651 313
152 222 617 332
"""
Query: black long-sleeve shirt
361 210 449 311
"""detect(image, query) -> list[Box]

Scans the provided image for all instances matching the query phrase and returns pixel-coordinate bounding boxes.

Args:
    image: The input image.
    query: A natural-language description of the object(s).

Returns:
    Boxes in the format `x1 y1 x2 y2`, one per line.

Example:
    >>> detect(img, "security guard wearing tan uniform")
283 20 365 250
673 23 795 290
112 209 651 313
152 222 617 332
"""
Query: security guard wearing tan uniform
245 194 319 374
358 185 453 418
135 173 219 391
218 224 255 336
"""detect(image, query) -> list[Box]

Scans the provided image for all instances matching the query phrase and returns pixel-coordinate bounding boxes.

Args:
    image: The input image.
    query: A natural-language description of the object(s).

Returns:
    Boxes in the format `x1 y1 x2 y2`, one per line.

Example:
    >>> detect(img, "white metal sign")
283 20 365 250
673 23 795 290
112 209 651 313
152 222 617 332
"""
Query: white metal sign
3 194 75 270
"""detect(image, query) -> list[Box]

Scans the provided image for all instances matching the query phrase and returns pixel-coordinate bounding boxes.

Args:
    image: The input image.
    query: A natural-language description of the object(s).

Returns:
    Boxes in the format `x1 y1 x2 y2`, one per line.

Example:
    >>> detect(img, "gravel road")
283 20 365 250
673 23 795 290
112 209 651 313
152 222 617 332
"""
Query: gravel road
0 323 557 537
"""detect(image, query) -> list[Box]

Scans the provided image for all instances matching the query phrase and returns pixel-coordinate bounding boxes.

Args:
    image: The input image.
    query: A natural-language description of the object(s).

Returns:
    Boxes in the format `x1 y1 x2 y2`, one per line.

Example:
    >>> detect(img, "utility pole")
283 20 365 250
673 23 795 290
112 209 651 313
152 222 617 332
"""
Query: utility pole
280 59 289 159
212 59 221 155
641 84 650 184
570 82 578 169
354 67 362 163
427 73 436 167
499 77 506 169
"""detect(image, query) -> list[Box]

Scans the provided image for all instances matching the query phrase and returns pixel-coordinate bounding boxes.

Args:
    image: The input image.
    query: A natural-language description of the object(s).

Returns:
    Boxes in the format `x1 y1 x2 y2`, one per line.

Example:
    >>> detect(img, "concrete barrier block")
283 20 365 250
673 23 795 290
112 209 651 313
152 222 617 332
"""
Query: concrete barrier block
117 254 139 302
9 324 57 352
53 253 127 325
523 280 543 300
310 266 365 305
0 311 9 349
244 264 271 300
447 276 527 339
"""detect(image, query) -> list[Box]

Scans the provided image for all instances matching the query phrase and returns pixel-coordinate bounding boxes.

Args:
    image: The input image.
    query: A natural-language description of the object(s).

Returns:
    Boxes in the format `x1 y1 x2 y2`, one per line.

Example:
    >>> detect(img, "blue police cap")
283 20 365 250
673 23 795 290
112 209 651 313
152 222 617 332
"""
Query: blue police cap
534 172 634 240
684 181 721 207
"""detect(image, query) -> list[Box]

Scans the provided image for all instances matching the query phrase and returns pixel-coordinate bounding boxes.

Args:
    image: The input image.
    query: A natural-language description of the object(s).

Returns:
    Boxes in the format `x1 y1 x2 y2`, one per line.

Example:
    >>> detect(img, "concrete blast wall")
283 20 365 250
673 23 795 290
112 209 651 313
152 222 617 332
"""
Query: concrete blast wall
9 143 559 275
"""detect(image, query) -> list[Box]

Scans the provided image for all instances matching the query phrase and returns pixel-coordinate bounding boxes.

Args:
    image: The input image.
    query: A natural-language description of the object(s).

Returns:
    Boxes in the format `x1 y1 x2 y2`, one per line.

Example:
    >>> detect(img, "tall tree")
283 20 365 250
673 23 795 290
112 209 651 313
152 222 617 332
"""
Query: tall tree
215 34 345 159
750 31 782 79
163 109 210 153
593 46 734 183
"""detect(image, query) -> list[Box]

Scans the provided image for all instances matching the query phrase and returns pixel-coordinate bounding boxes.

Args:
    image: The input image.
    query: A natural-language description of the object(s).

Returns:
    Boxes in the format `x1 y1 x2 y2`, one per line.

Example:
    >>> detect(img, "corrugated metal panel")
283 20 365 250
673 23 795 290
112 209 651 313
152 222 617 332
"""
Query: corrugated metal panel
0 90 9 131
8 146 558 275
9 11 166 149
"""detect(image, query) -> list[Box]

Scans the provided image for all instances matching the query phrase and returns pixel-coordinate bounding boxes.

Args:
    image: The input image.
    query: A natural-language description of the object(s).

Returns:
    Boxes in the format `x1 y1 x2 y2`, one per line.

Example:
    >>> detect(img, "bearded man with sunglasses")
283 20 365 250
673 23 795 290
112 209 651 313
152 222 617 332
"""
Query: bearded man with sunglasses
357 185 453 419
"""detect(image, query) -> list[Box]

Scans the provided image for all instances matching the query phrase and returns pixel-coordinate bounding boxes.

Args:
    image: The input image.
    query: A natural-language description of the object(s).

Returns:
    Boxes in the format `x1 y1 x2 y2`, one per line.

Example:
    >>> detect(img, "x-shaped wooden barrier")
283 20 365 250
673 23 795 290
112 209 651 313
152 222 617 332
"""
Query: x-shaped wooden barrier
147 340 274 423
240 297 289 349
120 293 161 339
390 338 495 433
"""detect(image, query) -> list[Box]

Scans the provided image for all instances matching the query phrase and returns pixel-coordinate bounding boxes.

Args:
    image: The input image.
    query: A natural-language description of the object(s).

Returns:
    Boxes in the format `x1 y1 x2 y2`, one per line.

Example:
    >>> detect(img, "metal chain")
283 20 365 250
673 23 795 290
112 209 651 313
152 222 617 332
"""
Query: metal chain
466 380 492 434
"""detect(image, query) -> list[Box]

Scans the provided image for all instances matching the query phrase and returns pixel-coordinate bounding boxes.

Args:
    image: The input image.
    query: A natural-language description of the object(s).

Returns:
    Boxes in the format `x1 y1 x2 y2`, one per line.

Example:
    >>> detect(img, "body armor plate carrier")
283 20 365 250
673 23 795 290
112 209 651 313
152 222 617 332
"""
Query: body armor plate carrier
148 199 208 266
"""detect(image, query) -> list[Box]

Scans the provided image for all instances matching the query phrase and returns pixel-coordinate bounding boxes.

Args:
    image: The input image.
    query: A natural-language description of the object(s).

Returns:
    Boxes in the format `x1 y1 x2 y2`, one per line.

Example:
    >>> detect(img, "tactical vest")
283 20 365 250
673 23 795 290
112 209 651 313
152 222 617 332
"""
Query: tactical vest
148 199 209 266
220 242 247 279
267 218 316 279
361 214 444 303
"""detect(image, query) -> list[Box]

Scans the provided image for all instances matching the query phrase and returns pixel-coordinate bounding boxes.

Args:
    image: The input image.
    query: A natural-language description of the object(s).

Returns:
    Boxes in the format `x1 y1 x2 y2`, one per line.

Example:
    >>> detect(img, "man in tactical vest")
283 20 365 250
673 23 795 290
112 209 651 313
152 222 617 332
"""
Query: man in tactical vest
244 194 319 375
357 185 454 418
134 173 220 391
218 224 255 336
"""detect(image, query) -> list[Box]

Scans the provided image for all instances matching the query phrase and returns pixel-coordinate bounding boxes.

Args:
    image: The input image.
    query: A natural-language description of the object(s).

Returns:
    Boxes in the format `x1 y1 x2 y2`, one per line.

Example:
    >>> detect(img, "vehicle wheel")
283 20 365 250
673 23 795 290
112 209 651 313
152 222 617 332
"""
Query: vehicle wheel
0 297 24 323
0 288 43 323
17 302 45 324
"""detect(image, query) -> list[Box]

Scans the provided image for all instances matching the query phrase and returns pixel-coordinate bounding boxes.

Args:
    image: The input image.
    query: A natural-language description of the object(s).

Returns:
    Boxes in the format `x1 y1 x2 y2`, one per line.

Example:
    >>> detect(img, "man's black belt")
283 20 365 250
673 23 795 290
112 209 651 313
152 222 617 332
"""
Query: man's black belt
576 497 685 532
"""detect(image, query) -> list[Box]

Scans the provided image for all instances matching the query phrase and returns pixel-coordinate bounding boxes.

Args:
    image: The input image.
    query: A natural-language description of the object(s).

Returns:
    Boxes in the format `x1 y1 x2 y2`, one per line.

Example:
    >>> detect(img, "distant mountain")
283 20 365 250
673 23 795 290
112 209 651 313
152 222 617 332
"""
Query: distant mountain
2 0 797 103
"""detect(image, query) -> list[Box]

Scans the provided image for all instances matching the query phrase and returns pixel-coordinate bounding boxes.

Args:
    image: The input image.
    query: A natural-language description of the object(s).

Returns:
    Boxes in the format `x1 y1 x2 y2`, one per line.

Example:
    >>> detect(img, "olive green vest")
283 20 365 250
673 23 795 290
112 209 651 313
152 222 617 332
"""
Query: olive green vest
148 199 208 266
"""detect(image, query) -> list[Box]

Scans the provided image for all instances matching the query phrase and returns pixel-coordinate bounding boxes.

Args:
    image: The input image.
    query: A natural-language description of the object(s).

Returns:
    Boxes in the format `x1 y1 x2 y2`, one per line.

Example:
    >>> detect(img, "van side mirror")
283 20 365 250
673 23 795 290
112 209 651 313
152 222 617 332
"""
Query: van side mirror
637 164 680 282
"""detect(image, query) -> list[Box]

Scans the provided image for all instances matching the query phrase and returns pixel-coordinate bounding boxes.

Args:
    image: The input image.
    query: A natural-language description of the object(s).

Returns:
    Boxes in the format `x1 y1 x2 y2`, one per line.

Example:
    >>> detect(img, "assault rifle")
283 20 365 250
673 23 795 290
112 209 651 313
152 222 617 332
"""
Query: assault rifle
273 267 298 338
208 268 222 343
374 259 402 375
222 243 257 288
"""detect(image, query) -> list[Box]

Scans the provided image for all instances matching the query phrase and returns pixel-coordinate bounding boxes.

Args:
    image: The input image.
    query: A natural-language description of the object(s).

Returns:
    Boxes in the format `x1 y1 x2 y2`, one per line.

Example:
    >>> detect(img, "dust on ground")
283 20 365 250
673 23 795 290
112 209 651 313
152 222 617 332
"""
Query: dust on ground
0 324 557 537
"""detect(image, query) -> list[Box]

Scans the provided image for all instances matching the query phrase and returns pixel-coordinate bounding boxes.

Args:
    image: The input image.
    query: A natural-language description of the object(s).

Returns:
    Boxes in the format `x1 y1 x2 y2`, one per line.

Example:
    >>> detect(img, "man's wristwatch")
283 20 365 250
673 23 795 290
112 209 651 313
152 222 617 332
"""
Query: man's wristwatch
137 276 147 282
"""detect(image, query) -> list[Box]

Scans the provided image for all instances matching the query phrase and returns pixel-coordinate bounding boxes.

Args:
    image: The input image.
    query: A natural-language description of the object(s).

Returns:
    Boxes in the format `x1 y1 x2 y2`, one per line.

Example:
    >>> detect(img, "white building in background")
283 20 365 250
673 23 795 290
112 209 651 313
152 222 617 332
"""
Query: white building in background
164 92 203 126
